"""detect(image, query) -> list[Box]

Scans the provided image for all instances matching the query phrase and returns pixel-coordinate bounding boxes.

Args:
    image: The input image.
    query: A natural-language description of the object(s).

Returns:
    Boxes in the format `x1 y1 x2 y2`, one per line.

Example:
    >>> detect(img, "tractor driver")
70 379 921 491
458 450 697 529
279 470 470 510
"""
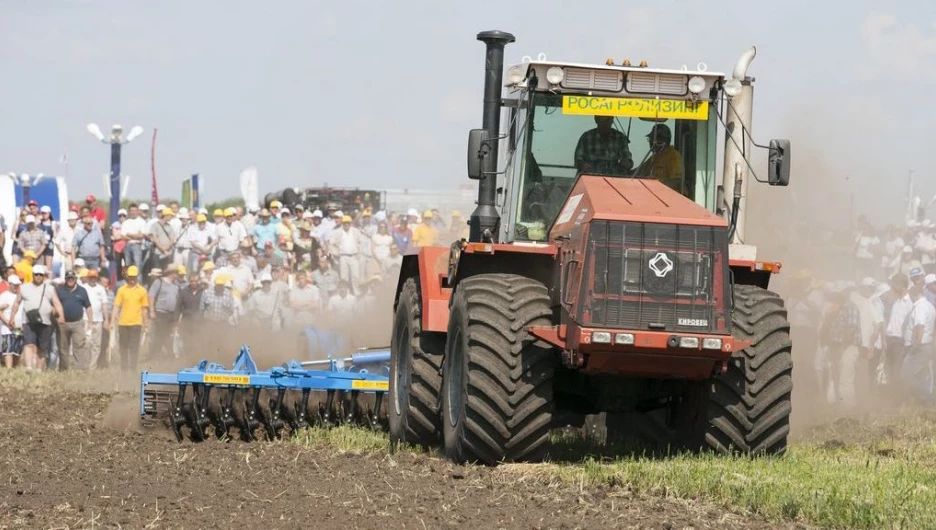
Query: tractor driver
574 116 633 176
636 123 684 193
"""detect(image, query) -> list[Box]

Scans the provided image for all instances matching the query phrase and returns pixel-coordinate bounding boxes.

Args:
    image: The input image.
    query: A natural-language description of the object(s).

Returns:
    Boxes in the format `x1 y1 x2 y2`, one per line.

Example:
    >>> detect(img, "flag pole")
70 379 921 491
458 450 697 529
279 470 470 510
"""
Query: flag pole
150 128 159 209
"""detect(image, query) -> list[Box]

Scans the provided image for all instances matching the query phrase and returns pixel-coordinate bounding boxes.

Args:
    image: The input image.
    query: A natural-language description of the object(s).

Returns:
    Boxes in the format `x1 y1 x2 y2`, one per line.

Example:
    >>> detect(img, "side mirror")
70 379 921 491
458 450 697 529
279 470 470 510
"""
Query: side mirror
467 128 490 180
767 139 791 186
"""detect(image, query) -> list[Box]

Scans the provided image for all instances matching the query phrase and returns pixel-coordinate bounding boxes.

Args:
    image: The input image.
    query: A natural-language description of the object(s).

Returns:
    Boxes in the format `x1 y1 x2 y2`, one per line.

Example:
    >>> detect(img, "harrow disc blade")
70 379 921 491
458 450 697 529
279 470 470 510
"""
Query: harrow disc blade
167 398 185 443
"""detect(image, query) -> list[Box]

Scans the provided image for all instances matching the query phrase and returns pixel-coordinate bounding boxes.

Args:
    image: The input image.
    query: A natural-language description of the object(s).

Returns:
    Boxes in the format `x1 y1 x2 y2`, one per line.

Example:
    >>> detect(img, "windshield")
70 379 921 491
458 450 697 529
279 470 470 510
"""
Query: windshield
510 93 717 241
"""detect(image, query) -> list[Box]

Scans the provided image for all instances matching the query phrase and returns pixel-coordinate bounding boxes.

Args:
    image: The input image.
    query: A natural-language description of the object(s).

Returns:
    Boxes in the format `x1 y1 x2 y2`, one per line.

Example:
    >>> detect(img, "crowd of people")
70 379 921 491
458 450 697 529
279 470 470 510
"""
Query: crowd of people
0 194 470 372
788 214 936 409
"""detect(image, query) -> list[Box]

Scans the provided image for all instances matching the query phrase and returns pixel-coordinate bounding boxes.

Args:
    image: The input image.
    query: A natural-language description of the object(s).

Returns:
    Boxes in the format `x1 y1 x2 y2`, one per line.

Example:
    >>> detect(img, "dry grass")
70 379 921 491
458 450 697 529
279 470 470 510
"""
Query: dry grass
290 412 936 530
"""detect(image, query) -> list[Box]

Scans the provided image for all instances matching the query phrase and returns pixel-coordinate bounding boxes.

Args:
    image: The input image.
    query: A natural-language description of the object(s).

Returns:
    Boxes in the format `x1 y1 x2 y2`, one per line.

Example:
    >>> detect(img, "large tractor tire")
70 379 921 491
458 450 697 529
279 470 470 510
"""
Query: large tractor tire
389 278 445 447
442 274 555 464
696 284 793 455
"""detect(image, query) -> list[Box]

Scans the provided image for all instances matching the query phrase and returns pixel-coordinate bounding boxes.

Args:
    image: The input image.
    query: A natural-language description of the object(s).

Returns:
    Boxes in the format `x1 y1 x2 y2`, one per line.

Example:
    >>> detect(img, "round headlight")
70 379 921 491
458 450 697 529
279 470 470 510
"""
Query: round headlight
505 65 525 86
688 76 706 94
545 66 564 85
724 78 743 97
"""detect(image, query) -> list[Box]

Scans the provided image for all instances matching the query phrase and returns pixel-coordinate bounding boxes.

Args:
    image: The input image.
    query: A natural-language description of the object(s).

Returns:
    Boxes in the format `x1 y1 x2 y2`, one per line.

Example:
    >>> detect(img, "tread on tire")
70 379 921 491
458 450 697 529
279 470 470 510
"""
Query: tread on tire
389 278 444 447
442 274 555 464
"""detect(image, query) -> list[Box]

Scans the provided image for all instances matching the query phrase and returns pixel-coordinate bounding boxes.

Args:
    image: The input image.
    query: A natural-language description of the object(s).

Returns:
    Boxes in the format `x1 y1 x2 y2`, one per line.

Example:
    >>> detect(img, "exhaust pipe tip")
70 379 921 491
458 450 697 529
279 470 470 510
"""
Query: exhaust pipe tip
732 46 757 80
477 30 515 47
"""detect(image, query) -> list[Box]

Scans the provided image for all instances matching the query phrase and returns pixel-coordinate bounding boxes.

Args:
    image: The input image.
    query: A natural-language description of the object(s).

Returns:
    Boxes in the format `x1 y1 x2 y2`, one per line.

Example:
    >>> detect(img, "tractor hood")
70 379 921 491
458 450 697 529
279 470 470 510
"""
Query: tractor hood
550 176 726 239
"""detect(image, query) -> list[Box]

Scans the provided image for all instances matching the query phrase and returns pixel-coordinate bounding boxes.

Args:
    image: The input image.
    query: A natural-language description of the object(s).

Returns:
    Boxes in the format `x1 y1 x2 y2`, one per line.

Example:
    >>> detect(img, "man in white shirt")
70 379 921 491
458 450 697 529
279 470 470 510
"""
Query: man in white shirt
0 275 24 368
328 215 364 293
169 207 186 234
55 211 80 277
144 204 161 232
327 280 356 320
288 271 322 327
120 204 148 270
215 208 248 262
852 278 885 399
217 251 254 298
186 214 216 273
82 269 109 368
902 283 936 401
915 225 936 266
884 273 913 390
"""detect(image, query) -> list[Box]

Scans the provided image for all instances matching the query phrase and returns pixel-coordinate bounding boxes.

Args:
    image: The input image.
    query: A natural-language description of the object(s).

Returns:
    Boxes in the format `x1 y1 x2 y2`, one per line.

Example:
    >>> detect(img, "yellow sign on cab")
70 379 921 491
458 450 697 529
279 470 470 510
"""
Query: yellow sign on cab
351 379 389 391
562 96 709 120
202 374 251 385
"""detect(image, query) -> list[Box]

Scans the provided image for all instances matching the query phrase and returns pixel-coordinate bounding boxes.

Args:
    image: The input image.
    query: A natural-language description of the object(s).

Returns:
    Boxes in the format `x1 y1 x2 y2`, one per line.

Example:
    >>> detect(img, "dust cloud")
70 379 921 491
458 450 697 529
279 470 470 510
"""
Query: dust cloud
746 120 920 438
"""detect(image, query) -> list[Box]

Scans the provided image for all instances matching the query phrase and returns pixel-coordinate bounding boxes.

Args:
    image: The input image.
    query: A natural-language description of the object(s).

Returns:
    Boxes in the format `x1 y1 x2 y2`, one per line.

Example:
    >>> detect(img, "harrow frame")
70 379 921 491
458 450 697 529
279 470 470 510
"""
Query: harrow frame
140 345 390 442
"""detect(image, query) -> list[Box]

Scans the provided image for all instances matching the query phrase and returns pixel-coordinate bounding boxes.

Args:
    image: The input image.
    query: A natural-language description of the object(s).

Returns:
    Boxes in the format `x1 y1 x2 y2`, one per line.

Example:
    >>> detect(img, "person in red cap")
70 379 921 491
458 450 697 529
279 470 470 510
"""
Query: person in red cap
86 195 106 224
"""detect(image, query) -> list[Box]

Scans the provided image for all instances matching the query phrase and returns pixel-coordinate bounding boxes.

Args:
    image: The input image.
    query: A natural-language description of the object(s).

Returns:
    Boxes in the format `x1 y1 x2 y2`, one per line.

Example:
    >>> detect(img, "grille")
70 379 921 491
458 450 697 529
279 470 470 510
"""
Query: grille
581 221 730 333
625 72 688 95
562 68 624 91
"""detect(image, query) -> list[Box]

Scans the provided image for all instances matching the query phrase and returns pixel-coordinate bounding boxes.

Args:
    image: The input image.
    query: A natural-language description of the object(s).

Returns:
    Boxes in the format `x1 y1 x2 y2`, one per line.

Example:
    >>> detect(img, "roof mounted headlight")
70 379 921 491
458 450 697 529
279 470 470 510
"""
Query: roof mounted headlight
545 66 564 85
724 78 742 97
688 76 706 94
505 65 526 86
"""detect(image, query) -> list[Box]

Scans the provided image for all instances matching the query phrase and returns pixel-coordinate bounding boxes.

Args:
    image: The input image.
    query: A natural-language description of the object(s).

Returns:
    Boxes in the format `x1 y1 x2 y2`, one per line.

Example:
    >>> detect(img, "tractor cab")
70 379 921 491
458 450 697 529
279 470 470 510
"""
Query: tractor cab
498 61 724 242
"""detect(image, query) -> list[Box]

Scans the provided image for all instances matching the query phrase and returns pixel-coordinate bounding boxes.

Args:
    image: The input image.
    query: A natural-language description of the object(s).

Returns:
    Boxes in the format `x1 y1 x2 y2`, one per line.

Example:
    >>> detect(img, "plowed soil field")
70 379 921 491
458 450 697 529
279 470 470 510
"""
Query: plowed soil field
0 374 805 530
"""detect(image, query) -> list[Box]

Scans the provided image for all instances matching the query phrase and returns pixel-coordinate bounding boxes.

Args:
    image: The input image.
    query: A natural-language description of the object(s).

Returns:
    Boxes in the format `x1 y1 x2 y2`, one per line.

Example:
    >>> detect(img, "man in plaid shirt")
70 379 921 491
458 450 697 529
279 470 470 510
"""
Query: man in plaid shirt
16 215 47 258
199 276 237 355
820 283 861 403
200 276 237 323
574 116 633 176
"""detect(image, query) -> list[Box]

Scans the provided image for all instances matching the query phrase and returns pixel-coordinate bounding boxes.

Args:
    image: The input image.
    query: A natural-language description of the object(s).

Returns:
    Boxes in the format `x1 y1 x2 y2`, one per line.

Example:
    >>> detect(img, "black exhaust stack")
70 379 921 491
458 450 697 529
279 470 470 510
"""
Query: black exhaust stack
469 30 515 243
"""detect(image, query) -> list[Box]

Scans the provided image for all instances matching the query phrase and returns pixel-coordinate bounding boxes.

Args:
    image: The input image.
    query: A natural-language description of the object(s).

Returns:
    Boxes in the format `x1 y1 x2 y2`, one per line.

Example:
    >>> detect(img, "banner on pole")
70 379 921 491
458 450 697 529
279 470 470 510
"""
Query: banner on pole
181 179 192 209
191 174 200 209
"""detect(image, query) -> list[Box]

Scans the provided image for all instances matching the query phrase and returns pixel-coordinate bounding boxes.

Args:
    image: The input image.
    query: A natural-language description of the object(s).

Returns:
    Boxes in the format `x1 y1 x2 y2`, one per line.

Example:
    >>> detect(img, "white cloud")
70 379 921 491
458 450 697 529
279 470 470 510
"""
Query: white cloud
860 12 936 76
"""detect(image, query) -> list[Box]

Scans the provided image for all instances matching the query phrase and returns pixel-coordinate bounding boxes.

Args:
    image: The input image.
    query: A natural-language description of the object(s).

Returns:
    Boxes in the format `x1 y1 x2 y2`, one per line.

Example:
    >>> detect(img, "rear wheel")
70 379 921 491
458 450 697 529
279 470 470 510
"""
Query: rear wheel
442 274 555 464
691 284 793 454
389 278 444 447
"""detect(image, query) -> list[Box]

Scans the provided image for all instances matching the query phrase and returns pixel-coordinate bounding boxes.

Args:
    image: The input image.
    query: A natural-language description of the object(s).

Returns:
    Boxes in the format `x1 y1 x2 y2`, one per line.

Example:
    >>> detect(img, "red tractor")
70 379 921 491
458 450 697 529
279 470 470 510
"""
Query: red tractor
390 30 793 464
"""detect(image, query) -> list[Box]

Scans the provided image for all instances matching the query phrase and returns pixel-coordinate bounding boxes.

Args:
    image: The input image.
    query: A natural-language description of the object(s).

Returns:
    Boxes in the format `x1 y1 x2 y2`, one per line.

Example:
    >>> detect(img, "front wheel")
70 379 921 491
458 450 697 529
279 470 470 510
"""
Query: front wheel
690 284 793 455
442 274 555 464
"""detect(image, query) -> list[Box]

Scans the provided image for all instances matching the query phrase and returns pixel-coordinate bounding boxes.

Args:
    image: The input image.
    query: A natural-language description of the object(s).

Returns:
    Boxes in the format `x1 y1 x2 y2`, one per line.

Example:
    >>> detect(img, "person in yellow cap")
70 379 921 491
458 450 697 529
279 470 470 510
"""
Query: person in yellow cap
188 213 216 273
199 271 238 350
110 265 149 371
448 209 469 240
268 200 284 226
14 250 37 283
413 209 439 248
200 260 216 286
327 213 365 293
212 208 225 224
213 205 248 260
148 207 178 270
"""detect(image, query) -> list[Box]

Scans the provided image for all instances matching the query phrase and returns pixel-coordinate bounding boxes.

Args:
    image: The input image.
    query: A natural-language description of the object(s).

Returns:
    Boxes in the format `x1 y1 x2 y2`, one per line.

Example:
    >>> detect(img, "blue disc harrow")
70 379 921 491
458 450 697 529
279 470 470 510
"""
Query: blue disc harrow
140 345 390 442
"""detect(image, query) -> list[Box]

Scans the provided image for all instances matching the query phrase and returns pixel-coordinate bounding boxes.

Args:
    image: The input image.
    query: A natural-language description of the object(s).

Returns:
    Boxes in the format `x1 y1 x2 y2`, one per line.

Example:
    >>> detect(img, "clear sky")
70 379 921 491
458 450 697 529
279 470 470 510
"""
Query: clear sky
1 0 934 218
